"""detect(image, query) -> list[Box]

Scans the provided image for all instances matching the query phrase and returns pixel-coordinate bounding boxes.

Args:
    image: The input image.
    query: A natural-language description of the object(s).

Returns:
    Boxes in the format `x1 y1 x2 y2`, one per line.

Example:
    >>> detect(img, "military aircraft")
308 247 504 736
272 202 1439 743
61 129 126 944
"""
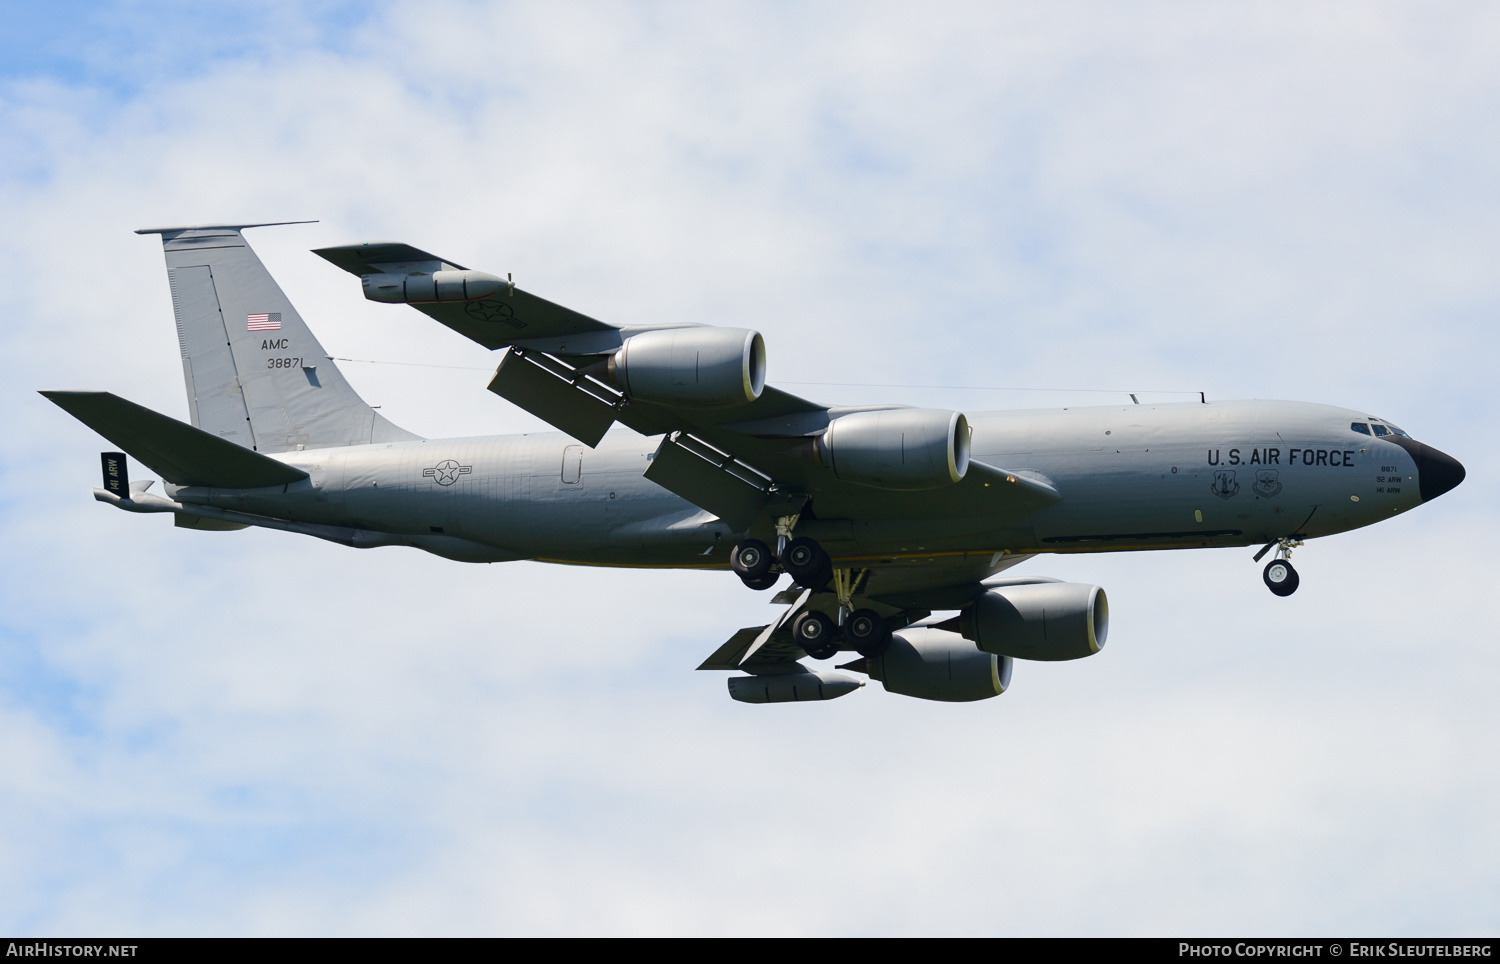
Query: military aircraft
43 223 1465 705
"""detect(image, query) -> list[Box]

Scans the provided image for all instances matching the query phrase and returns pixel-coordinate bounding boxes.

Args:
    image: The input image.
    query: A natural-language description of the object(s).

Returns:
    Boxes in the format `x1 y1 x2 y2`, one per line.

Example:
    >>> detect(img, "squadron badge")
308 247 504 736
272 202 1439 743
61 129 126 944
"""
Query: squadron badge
1210 469 1240 500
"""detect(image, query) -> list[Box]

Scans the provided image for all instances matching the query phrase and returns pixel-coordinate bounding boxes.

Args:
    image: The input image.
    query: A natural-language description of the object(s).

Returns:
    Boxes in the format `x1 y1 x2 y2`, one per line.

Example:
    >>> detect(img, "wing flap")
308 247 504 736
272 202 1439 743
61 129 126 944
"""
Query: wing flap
486 350 620 447
643 433 771 530
41 391 308 488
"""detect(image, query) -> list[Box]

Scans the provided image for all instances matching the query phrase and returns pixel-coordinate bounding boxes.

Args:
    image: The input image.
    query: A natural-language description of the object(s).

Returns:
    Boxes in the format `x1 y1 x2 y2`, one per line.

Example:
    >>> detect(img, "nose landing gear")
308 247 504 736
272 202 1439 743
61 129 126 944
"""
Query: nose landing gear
1257 537 1303 597
1263 558 1299 596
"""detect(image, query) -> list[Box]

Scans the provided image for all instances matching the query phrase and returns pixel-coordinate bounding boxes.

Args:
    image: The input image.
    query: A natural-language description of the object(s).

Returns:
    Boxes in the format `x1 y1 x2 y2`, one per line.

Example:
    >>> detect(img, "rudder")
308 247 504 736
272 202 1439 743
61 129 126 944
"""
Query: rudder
138 222 420 453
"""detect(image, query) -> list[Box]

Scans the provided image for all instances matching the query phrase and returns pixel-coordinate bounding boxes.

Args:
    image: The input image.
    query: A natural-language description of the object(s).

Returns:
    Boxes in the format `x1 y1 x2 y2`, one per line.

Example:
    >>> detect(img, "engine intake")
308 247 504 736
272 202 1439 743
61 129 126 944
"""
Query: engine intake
611 327 766 408
362 270 506 304
851 628 1010 702
951 582 1109 661
816 408 970 489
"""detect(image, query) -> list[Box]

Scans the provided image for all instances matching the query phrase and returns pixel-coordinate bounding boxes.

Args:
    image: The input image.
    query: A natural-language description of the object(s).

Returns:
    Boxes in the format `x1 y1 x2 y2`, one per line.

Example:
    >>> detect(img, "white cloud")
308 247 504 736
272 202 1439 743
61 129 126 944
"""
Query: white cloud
0 0 1495 935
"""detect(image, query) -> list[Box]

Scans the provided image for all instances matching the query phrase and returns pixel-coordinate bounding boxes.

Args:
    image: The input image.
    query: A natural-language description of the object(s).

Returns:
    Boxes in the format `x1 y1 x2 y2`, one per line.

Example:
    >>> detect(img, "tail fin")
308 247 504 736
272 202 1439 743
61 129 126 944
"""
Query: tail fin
136 222 420 453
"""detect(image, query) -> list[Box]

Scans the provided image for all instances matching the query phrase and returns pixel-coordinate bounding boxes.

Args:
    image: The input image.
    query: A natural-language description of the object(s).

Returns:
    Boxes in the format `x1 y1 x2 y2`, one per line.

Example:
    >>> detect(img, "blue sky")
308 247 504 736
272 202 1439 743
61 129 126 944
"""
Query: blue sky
0 2 370 87
1 1 1497 935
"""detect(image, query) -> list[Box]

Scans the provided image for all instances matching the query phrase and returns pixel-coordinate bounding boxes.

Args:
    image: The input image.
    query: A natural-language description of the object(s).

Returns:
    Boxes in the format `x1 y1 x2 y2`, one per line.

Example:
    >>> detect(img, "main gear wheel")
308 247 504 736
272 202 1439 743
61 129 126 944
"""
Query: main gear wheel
792 610 840 660
782 537 832 589
843 608 891 657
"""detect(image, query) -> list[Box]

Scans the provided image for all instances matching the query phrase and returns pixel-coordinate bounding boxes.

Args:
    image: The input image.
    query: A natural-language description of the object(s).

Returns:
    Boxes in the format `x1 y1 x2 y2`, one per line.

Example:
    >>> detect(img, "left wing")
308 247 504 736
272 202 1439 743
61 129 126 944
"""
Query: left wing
315 241 1058 532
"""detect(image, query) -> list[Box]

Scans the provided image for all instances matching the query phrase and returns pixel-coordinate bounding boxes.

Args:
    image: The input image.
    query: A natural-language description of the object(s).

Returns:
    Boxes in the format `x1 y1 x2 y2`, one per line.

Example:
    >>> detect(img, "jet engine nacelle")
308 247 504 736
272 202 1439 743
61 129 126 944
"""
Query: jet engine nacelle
816 408 970 489
728 668 862 703
857 628 1011 702
956 582 1109 661
361 270 506 304
611 327 766 408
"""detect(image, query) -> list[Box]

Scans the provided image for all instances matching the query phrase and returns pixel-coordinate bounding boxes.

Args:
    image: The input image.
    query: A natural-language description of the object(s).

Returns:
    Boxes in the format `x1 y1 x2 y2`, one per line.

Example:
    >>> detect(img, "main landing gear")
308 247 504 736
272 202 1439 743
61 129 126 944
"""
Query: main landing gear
734 527 892 660
791 607 893 661
792 610 839 660
729 532 834 592
730 538 777 590
781 536 833 589
1256 537 1303 597
843 608 893 658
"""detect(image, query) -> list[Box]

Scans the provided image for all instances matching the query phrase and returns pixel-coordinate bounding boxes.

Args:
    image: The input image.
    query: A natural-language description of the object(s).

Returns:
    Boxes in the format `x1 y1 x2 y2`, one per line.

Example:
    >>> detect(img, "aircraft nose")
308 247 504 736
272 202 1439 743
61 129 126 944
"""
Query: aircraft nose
1412 442 1466 502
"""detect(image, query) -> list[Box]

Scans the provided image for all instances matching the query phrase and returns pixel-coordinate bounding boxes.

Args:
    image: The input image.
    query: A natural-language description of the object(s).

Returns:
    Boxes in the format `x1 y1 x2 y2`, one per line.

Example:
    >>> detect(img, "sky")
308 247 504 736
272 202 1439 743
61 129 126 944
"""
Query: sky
1 0 1496 936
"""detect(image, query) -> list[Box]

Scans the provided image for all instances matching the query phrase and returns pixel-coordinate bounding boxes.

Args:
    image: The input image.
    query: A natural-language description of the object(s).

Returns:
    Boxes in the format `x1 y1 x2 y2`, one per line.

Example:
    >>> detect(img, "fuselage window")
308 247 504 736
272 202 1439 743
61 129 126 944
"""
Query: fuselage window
1351 422 1371 435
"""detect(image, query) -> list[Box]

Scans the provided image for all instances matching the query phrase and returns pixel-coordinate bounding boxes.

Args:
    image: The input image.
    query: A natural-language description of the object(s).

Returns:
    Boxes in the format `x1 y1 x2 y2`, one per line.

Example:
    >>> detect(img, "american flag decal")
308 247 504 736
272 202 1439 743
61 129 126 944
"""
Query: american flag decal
247 312 282 331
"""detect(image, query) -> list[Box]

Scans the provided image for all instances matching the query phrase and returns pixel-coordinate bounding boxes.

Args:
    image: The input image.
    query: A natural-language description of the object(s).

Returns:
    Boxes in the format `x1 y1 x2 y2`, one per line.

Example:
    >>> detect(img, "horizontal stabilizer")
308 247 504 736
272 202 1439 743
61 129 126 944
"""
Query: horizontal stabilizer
135 220 317 236
41 391 308 488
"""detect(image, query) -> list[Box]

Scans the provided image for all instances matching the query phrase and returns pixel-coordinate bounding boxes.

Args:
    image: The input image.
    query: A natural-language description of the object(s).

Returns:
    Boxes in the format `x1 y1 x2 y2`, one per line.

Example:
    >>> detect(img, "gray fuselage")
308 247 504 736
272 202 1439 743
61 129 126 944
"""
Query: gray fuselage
166 399 1428 569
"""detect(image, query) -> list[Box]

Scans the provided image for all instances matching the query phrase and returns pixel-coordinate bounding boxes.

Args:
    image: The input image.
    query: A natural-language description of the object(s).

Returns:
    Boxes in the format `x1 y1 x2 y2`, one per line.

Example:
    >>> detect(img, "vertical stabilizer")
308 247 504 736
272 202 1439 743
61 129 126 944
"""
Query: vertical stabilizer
137 223 420 453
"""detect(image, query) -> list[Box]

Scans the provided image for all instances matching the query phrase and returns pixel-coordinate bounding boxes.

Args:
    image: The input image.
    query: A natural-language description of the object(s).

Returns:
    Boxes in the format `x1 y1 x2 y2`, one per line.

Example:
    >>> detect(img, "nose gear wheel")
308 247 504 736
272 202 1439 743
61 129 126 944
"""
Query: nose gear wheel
1263 558 1299 596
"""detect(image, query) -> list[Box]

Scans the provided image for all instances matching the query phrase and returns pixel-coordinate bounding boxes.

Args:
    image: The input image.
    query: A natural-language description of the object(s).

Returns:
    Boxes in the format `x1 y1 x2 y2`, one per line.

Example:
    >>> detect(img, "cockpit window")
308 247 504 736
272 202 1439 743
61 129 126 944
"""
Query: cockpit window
1369 420 1411 439
1350 422 1371 435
